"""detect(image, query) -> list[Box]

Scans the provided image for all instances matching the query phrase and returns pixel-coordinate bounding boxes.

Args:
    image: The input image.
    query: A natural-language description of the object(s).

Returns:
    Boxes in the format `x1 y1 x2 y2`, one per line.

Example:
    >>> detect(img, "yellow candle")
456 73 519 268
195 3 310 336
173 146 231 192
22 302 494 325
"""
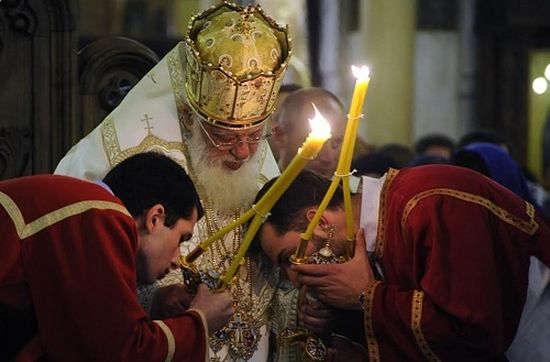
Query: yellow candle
343 65 370 239
184 208 256 263
220 107 331 284
348 66 370 124
292 65 370 261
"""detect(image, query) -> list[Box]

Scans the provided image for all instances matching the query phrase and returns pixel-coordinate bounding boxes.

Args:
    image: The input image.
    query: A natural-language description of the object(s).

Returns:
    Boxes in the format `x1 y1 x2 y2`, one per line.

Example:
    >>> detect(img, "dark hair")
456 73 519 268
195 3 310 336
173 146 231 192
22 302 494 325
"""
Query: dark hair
254 170 344 235
458 129 514 155
406 154 450 167
376 143 414 168
414 134 455 155
103 152 204 227
451 150 490 177
352 151 399 177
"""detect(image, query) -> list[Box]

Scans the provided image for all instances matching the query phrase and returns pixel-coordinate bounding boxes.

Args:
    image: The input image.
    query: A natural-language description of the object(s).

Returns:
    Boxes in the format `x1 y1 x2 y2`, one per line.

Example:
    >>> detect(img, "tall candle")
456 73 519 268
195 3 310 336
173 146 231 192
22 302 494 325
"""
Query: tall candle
343 65 370 240
292 65 370 262
220 106 331 285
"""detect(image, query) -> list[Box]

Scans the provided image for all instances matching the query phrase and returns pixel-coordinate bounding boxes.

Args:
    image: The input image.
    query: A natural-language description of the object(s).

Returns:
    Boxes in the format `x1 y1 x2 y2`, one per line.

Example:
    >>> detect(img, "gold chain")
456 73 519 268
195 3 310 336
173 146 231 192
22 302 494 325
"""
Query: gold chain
182 147 270 360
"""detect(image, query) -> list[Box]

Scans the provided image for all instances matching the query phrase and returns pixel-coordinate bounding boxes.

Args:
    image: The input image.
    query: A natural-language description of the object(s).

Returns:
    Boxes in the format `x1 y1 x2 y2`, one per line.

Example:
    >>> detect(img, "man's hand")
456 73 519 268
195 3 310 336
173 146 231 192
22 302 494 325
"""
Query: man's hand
190 284 234 334
291 229 375 310
150 284 194 319
298 286 335 338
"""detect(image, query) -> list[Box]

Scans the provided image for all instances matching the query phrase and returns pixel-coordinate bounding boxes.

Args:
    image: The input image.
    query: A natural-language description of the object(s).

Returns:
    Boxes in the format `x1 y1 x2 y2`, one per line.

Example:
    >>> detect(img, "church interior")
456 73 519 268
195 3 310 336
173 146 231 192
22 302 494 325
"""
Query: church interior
1 0 550 189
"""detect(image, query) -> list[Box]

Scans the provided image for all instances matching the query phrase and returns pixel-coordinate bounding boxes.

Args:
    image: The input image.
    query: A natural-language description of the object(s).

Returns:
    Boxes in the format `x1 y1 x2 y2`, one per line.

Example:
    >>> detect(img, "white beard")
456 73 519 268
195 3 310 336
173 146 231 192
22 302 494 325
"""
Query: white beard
187 122 262 212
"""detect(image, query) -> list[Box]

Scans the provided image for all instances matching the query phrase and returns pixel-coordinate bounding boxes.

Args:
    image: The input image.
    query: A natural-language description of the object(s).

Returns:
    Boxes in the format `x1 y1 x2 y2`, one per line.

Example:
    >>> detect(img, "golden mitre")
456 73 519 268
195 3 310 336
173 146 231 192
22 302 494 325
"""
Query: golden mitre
185 1 292 129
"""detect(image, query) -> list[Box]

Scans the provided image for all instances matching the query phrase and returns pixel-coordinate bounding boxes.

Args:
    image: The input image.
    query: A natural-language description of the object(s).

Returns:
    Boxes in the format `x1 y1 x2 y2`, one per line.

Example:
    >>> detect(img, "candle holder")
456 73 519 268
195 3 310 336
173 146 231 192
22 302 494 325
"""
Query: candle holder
282 65 370 360
290 65 370 265
278 327 328 361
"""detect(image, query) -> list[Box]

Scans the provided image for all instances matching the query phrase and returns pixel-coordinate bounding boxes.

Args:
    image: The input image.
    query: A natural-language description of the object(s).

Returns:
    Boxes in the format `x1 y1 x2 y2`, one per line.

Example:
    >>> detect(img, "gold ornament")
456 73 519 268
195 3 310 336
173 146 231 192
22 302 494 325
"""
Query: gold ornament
185 1 292 129
278 327 328 362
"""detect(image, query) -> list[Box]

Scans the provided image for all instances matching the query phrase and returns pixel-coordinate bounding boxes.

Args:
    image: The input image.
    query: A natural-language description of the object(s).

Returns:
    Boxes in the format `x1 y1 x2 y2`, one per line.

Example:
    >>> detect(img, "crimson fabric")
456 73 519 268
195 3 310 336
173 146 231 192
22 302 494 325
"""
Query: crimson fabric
0 175 206 361
367 165 550 361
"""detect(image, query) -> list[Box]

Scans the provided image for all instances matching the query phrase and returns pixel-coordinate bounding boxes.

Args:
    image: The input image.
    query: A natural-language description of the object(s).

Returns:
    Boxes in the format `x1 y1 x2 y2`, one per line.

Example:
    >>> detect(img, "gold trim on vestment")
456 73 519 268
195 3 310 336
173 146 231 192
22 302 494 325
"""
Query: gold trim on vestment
0 192 131 239
401 188 539 238
100 113 187 168
112 136 186 167
167 43 187 125
101 116 122 167
374 168 398 259
153 320 176 362
411 290 441 362
364 280 382 362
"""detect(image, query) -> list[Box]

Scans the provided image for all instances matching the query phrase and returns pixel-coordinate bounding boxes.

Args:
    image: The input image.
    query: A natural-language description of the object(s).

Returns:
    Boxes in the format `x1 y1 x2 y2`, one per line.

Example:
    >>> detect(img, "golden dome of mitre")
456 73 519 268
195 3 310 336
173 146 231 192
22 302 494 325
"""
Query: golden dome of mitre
185 1 292 129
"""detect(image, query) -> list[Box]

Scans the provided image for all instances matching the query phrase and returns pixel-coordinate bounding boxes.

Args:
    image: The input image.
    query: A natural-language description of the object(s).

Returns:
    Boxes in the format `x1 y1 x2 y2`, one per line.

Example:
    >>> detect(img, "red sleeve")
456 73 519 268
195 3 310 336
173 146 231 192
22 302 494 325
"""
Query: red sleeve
365 194 540 361
21 208 206 361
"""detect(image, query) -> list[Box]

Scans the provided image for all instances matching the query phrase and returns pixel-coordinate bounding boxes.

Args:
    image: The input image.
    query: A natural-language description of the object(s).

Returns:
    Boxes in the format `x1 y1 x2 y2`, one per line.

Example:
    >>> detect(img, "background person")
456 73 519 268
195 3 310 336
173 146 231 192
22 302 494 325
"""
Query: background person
273 87 347 178
268 83 303 161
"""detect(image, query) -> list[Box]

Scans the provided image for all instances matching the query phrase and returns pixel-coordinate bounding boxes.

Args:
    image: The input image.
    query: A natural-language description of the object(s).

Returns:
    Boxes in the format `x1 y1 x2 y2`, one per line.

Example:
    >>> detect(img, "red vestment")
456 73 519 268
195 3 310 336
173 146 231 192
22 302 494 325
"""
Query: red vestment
0 175 207 361
364 165 550 361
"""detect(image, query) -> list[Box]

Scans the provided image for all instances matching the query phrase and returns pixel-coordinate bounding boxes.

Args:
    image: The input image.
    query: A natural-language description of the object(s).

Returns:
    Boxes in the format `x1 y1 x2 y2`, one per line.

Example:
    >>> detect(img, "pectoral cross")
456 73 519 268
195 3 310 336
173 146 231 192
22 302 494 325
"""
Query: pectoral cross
141 114 154 135
226 313 249 345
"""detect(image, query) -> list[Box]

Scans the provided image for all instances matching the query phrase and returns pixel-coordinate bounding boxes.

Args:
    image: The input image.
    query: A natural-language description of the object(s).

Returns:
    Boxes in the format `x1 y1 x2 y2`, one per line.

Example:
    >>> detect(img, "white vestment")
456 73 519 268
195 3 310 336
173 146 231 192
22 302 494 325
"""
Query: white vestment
55 42 281 362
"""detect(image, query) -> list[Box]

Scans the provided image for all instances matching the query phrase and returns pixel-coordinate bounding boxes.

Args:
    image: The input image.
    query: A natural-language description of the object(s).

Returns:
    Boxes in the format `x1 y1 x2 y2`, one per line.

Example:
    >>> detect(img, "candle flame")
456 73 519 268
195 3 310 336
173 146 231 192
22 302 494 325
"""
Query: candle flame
308 104 331 138
351 65 370 80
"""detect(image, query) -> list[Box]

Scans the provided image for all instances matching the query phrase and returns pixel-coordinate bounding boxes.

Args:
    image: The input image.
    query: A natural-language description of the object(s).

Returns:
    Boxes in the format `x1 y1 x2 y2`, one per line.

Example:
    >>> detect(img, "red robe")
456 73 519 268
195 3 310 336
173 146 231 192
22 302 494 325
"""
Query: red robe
363 165 550 361
0 175 207 361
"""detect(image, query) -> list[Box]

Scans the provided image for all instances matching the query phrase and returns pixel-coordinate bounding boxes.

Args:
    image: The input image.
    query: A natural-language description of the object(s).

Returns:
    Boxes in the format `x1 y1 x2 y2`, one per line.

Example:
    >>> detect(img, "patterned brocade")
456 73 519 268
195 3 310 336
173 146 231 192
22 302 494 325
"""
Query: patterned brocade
101 116 187 168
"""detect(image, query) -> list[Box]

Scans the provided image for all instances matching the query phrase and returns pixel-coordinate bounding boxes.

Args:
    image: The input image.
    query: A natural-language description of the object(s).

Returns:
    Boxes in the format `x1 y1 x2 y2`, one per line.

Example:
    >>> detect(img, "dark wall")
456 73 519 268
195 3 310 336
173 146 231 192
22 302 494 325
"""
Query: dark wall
474 0 550 164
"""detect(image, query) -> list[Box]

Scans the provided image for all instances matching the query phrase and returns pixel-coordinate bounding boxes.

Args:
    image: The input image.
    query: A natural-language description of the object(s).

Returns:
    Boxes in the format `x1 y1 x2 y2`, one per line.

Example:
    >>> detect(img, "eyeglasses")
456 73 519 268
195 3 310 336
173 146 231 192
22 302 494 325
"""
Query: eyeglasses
196 118 272 150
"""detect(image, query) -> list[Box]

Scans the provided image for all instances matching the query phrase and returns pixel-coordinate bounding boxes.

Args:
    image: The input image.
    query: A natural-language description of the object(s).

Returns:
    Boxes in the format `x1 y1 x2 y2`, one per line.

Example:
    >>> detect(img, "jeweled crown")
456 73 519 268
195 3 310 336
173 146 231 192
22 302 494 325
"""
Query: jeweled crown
185 1 292 129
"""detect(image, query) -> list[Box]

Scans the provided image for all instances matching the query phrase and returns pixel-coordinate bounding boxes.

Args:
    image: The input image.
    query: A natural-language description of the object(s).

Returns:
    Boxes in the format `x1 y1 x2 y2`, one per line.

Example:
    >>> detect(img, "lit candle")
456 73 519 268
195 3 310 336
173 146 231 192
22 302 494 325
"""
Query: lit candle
220 106 331 285
292 65 370 262
343 65 370 239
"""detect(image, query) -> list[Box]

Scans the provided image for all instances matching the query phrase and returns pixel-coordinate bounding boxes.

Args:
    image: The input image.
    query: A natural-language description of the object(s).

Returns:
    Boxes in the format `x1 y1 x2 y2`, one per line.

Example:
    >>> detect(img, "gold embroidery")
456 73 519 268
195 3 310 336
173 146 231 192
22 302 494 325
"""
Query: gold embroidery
153 320 176 362
110 136 187 166
401 188 539 238
257 173 269 186
374 168 399 259
167 44 187 125
0 192 130 239
100 116 187 168
411 290 441 362
100 116 121 168
364 280 382 362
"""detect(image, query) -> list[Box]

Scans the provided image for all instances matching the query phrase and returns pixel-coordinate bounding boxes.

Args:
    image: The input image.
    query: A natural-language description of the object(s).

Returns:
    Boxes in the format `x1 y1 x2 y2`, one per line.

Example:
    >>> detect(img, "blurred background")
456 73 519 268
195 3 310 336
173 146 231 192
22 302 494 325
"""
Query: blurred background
1 0 550 189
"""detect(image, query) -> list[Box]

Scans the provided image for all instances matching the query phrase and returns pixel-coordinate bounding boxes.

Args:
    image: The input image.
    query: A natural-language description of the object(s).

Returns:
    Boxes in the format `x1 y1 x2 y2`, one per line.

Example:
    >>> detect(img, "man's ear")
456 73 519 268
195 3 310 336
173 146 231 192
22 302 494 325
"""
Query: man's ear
272 124 285 146
180 103 194 133
144 204 166 233
305 207 330 237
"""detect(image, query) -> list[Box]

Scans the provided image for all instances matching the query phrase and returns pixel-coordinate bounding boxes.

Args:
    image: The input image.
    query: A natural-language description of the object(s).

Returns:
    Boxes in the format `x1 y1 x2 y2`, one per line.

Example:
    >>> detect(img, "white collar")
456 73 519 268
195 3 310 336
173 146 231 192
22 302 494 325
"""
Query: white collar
359 174 386 252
